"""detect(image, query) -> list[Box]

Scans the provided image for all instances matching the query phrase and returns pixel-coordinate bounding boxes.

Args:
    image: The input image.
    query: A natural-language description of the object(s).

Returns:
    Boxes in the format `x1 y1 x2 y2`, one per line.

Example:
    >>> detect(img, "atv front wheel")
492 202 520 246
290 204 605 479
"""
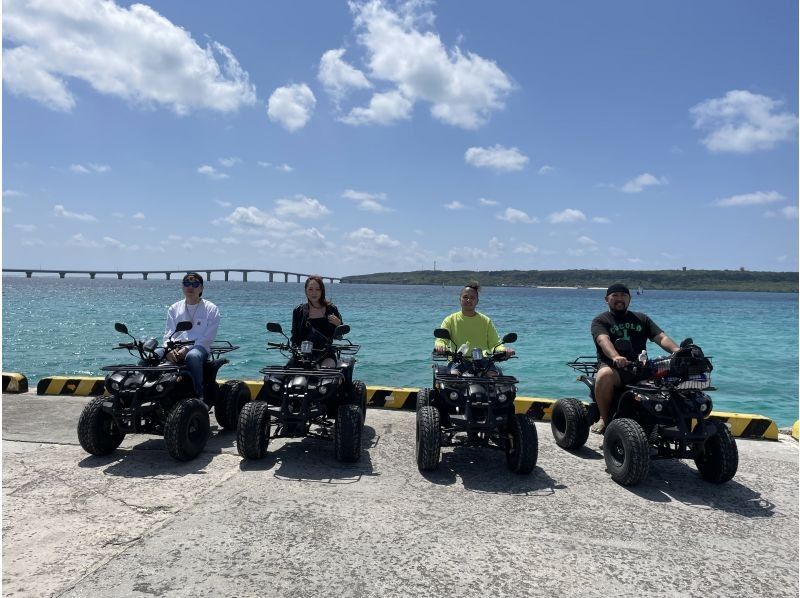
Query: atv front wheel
165 399 210 461
214 380 251 431
551 398 590 450
416 405 441 471
351 380 368 425
416 387 431 412
694 423 738 483
506 414 538 474
237 401 271 459
334 403 362 462
77 397 125 456
603 418 650 486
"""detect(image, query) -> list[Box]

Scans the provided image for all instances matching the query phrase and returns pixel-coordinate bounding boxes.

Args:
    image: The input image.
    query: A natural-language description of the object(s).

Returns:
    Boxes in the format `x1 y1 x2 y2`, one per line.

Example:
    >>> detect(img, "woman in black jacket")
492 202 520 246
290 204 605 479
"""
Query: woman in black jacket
290 275 342 367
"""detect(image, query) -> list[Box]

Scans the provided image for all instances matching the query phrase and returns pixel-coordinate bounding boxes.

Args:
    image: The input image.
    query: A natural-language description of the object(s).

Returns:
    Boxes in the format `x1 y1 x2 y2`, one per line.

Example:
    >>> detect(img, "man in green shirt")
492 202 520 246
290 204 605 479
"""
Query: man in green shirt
434 281 514 374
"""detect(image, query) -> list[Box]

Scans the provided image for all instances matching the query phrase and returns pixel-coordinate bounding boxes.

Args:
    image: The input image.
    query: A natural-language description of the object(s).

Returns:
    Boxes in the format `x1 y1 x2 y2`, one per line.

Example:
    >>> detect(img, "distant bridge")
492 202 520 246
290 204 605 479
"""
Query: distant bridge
2 269 340 283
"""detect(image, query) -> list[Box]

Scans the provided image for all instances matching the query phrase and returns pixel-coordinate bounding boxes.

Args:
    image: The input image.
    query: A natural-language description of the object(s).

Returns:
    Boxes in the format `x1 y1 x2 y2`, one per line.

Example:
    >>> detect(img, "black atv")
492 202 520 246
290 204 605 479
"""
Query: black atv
551 338 738 486
77 321 249 461
236 322 366 463
415 328 538 474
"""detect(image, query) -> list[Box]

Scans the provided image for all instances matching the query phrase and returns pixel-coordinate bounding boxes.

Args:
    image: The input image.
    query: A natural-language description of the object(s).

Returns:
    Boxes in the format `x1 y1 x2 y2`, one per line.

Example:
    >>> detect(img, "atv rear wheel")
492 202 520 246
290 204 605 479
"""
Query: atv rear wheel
694 423 738 483
165 399 210 461
334 403 362 462
506 414 538 474
416 405 441 471
603 418 650 486
551 398 590 450
214 380 251 431
351 380 367 425
416 387 431 412
77 396 125 456
237 401 271 459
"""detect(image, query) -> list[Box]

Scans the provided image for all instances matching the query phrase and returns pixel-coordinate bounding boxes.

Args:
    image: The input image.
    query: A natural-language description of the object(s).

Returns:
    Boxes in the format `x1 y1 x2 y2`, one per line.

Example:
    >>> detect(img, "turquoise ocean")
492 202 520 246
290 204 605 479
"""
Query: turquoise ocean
2 276 798 427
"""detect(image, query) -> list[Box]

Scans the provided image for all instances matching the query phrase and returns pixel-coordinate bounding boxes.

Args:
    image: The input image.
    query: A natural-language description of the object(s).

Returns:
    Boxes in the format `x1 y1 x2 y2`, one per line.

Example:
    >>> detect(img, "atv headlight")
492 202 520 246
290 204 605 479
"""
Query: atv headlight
654 403 663 412
449 391 458 400
155 384 164 392
110 380 120 392
319 385 328 395
699 403 707 412
271 383 281 392
497 393 508 403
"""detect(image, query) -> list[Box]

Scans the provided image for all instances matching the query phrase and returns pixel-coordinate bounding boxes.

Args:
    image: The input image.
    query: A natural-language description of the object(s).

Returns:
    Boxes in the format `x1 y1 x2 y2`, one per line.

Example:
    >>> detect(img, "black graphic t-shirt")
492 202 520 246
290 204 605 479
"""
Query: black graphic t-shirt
591 310 664 366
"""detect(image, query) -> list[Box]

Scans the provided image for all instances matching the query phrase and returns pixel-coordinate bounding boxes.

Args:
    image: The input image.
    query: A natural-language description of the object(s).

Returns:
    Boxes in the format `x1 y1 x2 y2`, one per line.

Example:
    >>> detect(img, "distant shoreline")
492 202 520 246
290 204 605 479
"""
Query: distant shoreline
340 269 799 293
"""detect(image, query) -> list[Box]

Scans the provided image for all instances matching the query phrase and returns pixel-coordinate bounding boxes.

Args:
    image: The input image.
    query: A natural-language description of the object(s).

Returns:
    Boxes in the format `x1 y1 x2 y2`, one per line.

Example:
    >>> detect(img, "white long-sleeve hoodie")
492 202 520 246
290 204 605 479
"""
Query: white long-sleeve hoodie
163 299 220 350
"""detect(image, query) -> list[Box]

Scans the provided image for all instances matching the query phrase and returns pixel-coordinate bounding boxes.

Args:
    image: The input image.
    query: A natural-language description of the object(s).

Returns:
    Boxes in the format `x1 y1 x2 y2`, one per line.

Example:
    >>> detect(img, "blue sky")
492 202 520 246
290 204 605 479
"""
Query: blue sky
2 0 798 278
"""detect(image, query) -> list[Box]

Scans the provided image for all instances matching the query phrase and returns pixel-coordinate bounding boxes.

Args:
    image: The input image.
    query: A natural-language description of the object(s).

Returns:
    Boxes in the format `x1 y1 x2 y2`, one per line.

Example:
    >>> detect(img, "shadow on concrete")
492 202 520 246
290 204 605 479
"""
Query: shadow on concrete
422 446 567 496
623 460 778 518
77 448 216 478
559 444 604 461
236 425 378 484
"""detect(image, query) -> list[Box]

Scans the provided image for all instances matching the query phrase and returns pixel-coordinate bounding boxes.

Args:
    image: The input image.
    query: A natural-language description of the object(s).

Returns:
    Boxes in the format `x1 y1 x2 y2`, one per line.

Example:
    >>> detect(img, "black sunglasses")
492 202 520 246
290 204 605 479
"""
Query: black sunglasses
183 280 202 288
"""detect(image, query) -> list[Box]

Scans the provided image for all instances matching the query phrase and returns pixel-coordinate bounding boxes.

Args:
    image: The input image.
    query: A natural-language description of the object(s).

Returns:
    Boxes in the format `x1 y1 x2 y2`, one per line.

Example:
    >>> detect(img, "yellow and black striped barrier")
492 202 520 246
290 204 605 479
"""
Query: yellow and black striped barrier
2 372 29 393
791 421 799 441
30 375 782 440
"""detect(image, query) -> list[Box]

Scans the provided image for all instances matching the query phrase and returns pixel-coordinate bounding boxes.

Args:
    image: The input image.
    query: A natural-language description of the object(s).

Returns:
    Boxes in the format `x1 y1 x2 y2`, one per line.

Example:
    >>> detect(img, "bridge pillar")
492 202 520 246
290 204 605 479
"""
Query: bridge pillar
165 272 171 280
143 272 148 280
269 272 273 282
284 273 289 283
243 271 248 282
207 271 212 281
90 273 96 279
59 272 66 279
117 273 123 280
224 270 229 281
25 271 32 278
296 274 301 283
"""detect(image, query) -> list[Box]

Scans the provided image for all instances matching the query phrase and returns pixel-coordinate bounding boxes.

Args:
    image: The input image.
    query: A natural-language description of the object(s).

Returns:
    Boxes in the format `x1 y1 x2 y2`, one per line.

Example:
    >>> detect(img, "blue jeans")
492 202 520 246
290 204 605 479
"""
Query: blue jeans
144 346 209 398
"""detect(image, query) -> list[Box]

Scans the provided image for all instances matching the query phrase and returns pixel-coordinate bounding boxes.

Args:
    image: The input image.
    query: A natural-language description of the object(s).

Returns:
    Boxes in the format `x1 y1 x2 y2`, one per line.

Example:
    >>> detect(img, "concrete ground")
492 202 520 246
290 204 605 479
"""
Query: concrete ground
2 393 798 598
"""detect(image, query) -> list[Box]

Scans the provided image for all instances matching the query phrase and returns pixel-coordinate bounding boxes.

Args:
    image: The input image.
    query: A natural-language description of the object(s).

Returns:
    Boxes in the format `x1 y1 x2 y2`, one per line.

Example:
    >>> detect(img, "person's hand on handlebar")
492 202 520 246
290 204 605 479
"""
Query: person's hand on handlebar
433 345 447 354
494 348 516 358
166 346 189 363
612 355 630 368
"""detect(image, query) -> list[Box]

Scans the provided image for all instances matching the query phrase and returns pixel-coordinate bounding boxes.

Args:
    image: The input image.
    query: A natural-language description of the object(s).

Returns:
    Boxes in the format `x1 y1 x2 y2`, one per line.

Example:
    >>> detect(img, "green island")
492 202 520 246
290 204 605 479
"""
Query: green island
341 269 798 292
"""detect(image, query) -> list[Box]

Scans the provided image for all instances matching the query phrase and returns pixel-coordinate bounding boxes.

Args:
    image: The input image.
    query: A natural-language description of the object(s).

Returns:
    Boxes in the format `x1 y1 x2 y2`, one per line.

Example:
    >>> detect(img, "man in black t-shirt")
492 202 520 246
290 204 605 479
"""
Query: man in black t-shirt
589 283 679 433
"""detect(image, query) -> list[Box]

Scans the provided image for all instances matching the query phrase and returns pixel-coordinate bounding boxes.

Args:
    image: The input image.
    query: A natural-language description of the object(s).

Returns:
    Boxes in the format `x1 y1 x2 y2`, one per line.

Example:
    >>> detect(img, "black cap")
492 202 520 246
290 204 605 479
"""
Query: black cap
605 283 630 296
183 272 203 284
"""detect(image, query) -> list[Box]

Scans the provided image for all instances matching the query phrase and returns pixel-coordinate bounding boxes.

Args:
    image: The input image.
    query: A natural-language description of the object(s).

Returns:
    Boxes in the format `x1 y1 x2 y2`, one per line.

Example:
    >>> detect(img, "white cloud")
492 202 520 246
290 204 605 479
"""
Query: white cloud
221 237 239 245
447 246 490 263
340 90 413 125
478 197 497 206
214 199 232 208
274 195 331 219
318 48 372 105
577 236 597 245
621 173 666 193
538 165 554 175
2 0 256 114
69 163 109 174
690 90 797 153
497 207 536 224
103 236 126 248
627 258 644 264
513 243 538 254
764 206 798 220
223 206 297 232
267 83 316 131
22 238 44 246
444 200 466 210
258 161 295 172
715 191 784 207
53 204 97 222
3 189 25 197
67 233 99 247
219 157 242 168
548 208 587 224
342 0 513 128
465 145 528 172
197 165 229 180
14 224 37 232
342 189 392 213
132 212 145 220
592 216 611 224
346 227 400 249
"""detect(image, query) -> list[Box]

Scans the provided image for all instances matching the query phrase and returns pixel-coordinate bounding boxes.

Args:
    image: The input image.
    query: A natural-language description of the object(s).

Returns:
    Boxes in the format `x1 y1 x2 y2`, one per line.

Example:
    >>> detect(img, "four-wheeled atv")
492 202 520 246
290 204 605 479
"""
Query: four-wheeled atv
236 322 366 463
550 338 738 486
77 321 249 461
415 328 538 474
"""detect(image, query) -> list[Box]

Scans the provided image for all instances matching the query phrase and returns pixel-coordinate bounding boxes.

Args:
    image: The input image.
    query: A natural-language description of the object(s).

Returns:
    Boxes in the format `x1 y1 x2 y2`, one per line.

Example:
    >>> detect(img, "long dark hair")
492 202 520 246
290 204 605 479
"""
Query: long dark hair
305 275 330 307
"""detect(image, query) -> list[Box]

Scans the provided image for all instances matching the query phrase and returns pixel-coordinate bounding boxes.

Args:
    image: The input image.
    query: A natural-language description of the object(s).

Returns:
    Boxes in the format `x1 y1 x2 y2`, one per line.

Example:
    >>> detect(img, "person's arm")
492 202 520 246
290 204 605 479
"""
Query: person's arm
596 334 629 368
163 304 177 346
198 303 220 350
290 305 303 347
434 315 452 353
486 318 514 356
654 332 679 353
327 305 342 327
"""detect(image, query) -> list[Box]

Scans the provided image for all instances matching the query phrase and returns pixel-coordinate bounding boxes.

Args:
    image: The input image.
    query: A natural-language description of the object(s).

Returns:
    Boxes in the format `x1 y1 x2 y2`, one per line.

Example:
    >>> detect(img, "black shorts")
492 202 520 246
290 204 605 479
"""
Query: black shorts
598 364 642 386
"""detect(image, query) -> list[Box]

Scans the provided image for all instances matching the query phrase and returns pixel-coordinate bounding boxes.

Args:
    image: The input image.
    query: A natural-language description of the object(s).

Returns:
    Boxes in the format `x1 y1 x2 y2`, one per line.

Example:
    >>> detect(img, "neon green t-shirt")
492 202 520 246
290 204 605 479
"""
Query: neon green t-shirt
434 311 503 356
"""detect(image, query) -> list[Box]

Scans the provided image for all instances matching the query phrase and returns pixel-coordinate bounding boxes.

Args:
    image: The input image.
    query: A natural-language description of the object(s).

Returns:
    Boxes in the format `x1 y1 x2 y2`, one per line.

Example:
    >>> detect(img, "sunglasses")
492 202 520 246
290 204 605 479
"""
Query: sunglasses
183 280 202 288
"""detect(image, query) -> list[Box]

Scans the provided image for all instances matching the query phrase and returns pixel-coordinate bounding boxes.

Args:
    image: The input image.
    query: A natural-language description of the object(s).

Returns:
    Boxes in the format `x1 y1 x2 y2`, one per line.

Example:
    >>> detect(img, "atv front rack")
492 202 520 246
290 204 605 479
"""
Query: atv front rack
101 364 181 373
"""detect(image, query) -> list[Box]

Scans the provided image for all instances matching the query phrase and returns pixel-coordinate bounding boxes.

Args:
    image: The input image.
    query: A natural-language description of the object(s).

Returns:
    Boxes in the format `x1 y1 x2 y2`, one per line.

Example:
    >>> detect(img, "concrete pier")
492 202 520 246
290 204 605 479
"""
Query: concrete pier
2 393 797 598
